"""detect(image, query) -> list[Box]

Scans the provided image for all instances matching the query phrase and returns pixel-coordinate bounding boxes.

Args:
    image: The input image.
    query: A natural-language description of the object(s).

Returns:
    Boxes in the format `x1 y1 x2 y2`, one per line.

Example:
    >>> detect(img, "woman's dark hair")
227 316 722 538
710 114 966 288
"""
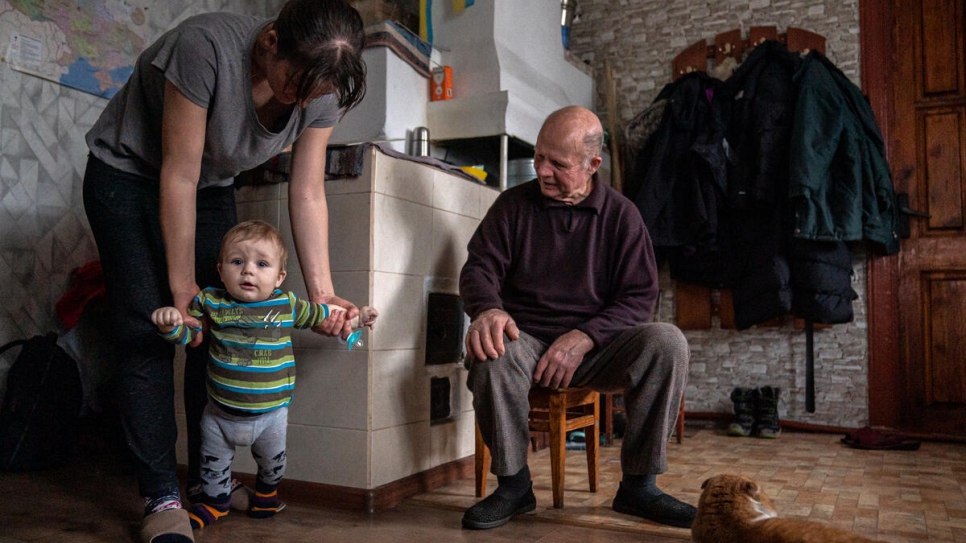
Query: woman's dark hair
274 0 367 110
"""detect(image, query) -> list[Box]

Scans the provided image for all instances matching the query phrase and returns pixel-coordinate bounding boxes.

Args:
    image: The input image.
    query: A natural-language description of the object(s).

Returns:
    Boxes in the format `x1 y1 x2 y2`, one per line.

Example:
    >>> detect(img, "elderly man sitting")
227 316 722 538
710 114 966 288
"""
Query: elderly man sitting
459 105 695 530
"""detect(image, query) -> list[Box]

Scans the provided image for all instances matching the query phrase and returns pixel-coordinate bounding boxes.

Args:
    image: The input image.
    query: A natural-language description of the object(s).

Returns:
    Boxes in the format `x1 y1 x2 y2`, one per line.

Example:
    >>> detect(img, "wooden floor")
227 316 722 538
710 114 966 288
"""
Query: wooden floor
2 423 964 542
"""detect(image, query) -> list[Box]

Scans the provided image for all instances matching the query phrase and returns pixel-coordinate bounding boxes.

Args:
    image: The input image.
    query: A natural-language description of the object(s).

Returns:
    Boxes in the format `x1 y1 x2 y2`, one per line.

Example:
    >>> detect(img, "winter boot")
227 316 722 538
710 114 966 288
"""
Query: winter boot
755 386 781 438
727 387 756 437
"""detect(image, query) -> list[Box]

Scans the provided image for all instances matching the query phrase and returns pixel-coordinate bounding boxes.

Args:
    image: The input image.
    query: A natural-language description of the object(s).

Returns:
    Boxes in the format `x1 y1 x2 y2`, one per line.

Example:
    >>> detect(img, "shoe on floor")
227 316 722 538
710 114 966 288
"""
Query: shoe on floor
612 483 696 529
755 386 782 439
461 485 536 530
140 508 194 543
842 426 920 450
727 387 756 437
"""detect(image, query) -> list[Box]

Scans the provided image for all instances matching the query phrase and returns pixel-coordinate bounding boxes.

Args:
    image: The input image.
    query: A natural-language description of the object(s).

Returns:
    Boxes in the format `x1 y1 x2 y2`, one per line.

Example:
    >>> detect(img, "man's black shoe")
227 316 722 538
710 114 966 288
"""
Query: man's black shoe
612 483 696 528
461 485 536 530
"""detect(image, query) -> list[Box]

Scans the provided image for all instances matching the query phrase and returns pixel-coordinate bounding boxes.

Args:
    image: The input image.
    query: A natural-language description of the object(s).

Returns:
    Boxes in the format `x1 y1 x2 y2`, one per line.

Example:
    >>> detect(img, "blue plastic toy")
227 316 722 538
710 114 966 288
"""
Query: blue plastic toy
343 329 364 351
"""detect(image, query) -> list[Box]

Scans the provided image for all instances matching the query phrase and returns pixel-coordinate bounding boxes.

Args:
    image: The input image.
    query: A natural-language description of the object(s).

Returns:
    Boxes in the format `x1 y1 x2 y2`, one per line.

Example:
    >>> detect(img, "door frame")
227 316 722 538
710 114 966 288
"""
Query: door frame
860 0 902 429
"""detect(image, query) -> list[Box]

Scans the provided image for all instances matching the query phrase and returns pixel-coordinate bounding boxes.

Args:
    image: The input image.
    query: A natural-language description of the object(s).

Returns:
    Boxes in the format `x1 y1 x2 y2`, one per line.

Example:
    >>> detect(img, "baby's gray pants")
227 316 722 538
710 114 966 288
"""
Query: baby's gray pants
198 403 288 499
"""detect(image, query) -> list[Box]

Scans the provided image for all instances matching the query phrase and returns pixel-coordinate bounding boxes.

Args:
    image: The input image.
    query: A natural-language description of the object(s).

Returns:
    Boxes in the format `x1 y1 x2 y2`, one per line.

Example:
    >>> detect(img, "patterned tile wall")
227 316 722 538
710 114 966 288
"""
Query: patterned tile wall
0 0 283 350
569 0 868 427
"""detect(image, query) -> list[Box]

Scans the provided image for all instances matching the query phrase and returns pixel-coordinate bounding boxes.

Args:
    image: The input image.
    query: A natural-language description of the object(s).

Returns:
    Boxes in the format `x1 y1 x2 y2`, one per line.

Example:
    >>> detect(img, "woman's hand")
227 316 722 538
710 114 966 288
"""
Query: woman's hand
313 294 359 339
171 283 203 346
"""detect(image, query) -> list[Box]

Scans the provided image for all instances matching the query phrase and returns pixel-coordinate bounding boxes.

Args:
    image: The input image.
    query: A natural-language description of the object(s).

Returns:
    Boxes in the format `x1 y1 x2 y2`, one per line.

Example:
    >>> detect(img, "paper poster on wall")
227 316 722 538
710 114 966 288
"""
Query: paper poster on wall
0 0 150 99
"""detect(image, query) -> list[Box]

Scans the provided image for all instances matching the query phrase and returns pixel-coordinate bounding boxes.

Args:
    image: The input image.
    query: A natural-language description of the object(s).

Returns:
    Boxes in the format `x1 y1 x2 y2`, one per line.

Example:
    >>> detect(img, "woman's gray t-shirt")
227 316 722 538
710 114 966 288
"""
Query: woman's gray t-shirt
86 12 341 189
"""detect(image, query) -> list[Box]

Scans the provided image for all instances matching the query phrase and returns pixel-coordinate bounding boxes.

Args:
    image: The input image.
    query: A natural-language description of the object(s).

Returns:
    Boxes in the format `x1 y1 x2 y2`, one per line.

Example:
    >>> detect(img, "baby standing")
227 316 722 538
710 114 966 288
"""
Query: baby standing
152 220 377 529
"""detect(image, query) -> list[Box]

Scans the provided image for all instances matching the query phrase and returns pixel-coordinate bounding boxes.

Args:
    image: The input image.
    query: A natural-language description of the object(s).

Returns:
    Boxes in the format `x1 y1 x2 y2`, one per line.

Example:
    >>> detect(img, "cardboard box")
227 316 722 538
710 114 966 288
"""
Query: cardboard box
431 66 453 101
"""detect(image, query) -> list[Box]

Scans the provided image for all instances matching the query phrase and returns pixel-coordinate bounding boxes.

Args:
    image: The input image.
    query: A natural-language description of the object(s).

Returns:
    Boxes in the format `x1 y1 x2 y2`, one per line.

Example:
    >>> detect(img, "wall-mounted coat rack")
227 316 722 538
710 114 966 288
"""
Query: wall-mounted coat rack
668 26 828 413
671 26 826 82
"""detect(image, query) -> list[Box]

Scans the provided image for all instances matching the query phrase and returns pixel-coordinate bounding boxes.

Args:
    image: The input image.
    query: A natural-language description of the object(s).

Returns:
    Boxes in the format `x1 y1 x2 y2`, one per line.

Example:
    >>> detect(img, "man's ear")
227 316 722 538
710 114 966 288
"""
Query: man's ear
588 155 603 174
266 28 279 54
275 269 287 288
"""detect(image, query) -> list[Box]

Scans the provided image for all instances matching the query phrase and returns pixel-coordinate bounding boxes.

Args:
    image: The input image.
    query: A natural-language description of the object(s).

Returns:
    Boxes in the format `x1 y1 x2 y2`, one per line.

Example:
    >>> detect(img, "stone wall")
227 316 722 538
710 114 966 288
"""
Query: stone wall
569 0 860 118
569 0 868 428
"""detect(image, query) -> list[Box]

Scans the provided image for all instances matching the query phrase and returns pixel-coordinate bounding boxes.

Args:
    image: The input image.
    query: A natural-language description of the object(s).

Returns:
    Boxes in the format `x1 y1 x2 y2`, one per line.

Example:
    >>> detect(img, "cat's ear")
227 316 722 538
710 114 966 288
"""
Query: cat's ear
701 478 711 489
741 480 760 499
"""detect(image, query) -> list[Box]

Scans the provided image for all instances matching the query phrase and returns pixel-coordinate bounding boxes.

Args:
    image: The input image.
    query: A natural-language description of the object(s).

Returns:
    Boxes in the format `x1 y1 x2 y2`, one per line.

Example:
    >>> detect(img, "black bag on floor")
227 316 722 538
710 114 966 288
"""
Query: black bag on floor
0 332 83 471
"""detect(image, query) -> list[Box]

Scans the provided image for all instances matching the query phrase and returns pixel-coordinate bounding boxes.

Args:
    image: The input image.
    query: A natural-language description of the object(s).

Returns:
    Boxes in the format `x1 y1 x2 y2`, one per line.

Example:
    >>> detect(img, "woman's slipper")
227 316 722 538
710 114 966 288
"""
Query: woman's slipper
141 508 194 543
841 426 921 451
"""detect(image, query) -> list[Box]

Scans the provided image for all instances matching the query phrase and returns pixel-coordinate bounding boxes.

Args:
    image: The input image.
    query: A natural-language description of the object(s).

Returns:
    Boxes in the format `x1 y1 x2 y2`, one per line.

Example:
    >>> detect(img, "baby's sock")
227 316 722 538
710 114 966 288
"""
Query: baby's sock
187 495 230 529
248 480 280 519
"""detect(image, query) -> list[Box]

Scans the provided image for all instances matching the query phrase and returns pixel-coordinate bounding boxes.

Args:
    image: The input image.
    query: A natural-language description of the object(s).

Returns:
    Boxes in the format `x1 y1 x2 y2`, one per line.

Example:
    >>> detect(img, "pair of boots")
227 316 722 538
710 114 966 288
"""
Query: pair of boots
727 386 781 438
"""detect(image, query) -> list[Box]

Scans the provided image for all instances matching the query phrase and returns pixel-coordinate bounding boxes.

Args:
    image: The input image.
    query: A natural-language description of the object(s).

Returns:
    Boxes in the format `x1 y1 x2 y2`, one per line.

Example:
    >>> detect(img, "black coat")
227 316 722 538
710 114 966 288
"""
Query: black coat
626 72 725 254
718 41 801 329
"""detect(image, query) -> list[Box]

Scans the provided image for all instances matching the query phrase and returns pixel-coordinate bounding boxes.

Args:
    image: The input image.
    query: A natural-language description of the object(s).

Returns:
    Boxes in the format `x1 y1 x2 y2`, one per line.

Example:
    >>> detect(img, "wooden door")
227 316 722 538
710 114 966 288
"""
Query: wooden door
864 0 966 437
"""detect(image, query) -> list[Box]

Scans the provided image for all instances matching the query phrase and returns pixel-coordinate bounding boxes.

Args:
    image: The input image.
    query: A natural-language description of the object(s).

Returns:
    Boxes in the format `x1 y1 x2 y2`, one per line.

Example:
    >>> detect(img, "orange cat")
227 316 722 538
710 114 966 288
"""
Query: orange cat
691 474 878 543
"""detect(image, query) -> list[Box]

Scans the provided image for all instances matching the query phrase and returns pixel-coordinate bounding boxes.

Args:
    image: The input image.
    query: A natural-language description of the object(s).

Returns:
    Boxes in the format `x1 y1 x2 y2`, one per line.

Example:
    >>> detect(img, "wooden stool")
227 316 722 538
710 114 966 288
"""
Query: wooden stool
475 387 599 509
602 393 686 446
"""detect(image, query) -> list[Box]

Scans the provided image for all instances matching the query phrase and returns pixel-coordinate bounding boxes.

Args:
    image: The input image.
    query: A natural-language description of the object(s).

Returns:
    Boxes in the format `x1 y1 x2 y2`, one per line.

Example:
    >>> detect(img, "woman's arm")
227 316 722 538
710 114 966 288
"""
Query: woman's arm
160 80 207 340
288 125 358 337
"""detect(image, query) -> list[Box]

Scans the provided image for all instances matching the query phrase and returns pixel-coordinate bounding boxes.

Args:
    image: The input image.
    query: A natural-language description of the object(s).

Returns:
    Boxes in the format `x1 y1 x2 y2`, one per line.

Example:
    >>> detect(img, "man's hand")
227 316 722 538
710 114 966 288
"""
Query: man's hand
465 308 520 361
533 329 594 389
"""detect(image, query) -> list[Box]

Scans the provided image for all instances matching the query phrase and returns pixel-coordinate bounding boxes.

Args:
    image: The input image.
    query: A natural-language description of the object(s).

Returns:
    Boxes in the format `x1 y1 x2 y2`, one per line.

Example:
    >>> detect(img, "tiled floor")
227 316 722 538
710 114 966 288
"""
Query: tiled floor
2 423 964 542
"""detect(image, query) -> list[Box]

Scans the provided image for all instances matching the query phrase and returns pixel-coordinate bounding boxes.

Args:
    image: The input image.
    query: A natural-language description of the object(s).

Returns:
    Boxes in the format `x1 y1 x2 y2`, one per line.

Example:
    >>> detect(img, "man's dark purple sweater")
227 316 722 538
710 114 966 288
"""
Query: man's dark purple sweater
459 177 659 350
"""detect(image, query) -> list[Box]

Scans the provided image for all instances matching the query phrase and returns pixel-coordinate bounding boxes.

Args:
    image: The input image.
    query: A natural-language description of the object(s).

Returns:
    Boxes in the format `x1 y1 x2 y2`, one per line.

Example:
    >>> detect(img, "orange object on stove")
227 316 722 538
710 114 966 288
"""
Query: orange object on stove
431 66 453 101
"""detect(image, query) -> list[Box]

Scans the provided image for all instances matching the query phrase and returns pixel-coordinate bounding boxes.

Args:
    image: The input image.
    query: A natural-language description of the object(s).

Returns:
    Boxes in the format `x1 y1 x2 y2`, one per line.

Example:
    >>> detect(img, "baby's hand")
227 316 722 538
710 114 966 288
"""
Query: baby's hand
340 306 377 351
151 306 184 333
358 306 379 329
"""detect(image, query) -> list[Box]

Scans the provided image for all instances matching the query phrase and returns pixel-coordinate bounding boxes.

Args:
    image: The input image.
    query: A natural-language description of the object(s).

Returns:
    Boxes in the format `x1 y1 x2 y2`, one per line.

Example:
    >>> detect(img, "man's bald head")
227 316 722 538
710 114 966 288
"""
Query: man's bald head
539 106 604 167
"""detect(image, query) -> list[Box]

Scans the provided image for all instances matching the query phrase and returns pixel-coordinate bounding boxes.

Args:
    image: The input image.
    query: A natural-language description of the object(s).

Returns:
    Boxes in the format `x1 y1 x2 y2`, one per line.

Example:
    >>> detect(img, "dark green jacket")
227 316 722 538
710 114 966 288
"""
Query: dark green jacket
788 52 900 255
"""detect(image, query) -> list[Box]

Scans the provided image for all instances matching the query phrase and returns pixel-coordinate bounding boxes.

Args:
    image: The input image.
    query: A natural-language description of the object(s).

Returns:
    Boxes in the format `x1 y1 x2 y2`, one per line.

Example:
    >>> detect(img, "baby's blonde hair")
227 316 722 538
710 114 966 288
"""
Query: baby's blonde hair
219 220 289 271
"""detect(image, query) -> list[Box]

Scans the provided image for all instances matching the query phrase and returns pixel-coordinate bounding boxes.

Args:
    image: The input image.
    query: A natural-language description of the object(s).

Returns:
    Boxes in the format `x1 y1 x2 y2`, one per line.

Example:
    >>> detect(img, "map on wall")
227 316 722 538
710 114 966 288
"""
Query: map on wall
0 0 150 99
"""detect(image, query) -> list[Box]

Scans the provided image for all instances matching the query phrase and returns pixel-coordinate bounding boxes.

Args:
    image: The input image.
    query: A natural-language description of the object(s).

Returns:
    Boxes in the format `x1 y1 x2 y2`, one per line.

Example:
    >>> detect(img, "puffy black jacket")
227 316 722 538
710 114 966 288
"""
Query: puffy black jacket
788 239 857 324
